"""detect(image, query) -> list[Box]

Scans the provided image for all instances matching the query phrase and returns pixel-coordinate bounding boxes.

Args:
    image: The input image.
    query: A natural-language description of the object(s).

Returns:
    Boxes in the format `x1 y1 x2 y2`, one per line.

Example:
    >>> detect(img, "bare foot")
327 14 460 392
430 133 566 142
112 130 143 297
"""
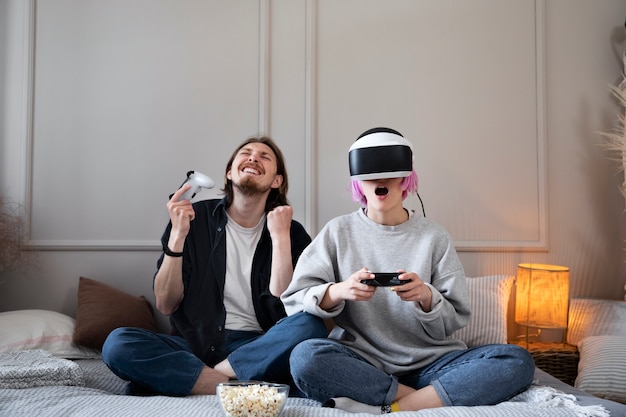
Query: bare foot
190 366 230 395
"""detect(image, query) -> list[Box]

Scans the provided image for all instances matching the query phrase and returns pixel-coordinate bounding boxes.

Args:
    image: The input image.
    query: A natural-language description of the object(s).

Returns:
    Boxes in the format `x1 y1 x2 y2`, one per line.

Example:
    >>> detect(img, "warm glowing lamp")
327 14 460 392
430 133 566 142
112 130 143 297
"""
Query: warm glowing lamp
515 263 570 347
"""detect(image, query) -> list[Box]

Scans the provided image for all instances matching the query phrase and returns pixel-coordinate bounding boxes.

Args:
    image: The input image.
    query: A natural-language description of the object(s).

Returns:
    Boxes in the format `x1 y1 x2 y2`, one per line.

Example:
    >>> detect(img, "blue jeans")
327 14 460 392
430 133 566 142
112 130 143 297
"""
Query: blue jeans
102 312 327 396
289 339 534 406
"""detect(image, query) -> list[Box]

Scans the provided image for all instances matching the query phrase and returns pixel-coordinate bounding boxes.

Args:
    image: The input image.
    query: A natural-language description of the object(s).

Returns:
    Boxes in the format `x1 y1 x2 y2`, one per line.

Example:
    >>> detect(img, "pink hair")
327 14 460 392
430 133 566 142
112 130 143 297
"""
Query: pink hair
350 170 419 207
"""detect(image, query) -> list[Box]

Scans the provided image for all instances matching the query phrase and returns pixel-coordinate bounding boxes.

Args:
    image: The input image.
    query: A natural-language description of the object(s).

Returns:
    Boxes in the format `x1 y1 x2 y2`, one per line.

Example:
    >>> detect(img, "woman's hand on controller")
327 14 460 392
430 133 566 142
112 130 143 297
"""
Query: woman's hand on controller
390 270 433 311
322 268 376 308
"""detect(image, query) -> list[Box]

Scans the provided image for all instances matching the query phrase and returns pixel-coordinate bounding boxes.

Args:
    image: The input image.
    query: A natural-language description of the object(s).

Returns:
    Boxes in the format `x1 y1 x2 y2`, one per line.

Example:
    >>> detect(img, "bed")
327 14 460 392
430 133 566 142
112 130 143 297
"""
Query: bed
1 276 625 417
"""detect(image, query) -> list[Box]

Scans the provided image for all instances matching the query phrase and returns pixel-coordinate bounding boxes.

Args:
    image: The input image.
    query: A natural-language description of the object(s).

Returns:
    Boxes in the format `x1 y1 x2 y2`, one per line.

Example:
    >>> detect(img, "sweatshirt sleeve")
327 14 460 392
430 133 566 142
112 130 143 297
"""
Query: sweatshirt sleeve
417 237 470 340
281 226 342 318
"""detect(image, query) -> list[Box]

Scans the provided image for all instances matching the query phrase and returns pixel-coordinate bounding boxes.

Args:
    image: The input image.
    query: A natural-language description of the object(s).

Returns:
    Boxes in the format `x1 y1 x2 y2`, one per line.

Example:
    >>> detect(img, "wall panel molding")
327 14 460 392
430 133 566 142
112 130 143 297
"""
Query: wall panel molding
17 0 35 240
312 0 547 252
304 0 318 234
455 0 547 252
258 0 270 135
19 1 547 252
26 240 159 251
23 1 269 251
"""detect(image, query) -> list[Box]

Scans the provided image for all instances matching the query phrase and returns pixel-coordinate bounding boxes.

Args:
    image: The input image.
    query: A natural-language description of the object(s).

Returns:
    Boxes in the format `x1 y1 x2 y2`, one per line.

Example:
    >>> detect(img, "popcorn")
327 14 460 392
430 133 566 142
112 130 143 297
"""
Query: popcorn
218 383 287 417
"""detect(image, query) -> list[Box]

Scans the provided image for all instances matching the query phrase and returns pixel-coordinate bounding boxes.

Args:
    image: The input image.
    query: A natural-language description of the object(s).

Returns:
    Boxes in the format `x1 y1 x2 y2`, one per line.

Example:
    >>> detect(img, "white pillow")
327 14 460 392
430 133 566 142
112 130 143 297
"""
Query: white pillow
0 309 100 359
566 298 626 346
575 335 626 404
452 275 514 347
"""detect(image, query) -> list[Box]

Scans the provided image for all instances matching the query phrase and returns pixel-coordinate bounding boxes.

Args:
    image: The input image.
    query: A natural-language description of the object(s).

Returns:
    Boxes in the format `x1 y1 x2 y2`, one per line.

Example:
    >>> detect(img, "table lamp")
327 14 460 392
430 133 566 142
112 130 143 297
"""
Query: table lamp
514 263 570 347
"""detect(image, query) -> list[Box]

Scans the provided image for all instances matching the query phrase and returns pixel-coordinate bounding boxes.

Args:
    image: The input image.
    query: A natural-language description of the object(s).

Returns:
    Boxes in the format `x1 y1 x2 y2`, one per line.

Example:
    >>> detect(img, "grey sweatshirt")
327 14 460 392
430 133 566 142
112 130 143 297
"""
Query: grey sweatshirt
281 209 470 375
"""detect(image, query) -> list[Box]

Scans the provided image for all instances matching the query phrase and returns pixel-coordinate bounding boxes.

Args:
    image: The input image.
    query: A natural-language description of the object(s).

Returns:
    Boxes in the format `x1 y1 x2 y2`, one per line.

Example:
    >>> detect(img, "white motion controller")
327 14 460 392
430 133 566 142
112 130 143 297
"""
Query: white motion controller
178 170 215 201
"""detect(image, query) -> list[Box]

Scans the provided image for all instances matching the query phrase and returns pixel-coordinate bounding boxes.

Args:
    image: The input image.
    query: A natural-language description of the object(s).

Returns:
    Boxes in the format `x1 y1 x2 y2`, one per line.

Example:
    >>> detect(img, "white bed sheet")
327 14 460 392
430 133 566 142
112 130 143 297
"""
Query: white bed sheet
0 359 624 417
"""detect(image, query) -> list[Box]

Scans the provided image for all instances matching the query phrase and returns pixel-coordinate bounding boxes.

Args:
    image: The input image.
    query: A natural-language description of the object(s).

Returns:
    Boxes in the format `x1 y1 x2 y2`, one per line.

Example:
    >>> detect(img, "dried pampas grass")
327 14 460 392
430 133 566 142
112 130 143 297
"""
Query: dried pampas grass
0 197 35 274
600 54 626 204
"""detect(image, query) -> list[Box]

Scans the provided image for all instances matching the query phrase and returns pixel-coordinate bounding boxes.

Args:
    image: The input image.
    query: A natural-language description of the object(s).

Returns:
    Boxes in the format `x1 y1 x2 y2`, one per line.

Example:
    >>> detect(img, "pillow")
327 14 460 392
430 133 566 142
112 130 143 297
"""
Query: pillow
575 335 626 404
73 276 158 350
0 309 100 358
451 275 514 347
566 298 626 346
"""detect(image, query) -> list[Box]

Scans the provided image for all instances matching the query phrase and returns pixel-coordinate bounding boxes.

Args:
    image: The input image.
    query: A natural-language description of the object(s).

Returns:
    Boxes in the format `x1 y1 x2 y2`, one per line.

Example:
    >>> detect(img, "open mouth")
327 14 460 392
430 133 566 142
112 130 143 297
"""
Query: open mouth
375 186 388 196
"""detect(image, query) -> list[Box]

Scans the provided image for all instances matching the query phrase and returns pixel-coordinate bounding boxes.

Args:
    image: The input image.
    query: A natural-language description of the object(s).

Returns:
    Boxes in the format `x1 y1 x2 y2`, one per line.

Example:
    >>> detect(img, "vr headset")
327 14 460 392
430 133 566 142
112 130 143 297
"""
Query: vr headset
348 127 413 180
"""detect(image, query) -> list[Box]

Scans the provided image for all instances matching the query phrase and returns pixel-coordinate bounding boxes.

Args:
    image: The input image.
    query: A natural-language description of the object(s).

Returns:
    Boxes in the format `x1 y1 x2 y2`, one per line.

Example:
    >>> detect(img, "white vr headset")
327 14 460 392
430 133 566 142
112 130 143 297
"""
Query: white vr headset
348 127 413 180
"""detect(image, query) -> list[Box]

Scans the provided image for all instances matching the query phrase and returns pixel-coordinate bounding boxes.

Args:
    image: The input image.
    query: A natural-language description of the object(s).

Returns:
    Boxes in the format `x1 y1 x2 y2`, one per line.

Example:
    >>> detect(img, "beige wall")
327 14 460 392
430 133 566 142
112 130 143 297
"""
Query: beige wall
1 0 625 332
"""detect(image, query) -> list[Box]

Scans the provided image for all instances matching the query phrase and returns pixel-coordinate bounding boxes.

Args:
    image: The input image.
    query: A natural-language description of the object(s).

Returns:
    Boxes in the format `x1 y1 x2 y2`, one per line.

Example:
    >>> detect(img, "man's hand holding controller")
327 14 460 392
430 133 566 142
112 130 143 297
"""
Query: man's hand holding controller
164 185 195 256
164 171 215 256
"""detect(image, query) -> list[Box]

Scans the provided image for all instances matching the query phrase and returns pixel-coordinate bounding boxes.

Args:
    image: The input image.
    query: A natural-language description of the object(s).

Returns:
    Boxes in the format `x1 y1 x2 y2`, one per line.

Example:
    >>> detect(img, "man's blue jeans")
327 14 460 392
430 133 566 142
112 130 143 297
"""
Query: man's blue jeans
102 312 327 396
289 339 535 406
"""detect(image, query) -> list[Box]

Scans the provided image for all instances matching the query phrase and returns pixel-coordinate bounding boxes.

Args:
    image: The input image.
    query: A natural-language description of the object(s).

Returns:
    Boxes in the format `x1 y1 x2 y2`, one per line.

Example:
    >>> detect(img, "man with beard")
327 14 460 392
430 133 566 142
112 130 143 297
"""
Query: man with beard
102 137 327 397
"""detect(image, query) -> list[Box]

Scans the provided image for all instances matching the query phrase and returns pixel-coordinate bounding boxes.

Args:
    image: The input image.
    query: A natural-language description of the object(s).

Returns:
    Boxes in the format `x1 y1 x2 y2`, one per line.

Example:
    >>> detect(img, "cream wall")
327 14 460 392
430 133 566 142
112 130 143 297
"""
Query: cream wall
1 0 625 331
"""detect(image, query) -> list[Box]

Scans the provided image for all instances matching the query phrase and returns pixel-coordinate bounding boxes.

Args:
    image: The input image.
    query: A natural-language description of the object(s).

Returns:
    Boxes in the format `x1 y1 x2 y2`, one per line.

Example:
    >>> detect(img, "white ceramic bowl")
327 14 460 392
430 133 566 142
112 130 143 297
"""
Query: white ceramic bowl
217 381 289 417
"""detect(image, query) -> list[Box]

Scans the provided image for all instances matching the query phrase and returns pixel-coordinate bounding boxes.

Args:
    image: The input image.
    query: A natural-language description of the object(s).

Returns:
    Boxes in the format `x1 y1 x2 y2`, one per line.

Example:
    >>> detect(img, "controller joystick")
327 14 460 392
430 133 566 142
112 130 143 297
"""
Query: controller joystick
177 170 215 201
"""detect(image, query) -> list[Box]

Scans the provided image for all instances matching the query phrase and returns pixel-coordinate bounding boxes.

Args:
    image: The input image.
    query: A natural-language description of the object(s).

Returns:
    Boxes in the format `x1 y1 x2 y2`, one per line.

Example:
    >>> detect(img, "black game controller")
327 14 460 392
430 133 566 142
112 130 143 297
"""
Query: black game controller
360 272 408 286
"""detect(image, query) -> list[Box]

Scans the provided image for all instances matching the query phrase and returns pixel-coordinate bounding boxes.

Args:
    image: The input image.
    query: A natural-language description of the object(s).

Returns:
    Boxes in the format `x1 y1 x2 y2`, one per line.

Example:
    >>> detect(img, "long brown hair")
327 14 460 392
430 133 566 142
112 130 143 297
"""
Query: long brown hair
222 136 290 211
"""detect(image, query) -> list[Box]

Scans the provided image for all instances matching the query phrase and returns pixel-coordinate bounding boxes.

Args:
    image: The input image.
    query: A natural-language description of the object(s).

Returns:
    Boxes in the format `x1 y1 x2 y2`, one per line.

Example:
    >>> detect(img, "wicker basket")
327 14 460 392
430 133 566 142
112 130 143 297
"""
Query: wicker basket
525 342 579 386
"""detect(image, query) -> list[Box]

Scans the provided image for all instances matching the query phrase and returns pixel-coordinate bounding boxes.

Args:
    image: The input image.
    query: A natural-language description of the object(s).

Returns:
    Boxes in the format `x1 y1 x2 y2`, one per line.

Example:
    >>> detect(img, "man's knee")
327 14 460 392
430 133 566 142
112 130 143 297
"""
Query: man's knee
296 312 329 336
101 327 136 366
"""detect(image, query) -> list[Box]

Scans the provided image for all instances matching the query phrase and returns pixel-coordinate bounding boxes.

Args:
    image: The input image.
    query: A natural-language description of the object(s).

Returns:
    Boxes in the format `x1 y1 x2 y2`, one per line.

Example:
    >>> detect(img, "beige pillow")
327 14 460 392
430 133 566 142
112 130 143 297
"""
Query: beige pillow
451 275 514 347
567 298 626 345
575 335 626 404
73 276 157 350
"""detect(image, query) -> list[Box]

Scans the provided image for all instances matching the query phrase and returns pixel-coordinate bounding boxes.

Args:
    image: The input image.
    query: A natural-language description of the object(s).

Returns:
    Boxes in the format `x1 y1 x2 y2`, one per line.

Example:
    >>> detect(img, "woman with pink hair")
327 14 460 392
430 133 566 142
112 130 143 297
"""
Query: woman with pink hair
281 127 534 413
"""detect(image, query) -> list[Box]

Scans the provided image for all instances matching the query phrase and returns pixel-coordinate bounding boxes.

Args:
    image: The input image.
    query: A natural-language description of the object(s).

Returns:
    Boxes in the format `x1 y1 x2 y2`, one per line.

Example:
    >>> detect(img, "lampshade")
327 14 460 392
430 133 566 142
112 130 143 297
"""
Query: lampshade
515 263 570 329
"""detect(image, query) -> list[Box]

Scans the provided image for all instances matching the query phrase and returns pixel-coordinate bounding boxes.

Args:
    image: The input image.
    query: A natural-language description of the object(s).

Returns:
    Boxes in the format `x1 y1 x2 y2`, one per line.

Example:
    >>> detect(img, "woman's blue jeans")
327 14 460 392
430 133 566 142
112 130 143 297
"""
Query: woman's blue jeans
101 312 327 396
289 339 535 406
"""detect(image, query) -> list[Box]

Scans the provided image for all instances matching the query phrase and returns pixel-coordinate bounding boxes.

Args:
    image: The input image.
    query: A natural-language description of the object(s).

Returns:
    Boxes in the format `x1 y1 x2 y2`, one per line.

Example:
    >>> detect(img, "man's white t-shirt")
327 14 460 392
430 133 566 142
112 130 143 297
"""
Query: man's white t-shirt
223 213 265 332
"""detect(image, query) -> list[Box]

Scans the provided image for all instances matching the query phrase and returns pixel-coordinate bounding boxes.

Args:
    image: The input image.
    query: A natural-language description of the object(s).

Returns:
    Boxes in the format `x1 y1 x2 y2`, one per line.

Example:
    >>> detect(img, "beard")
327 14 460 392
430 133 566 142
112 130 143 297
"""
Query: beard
233 176 271 196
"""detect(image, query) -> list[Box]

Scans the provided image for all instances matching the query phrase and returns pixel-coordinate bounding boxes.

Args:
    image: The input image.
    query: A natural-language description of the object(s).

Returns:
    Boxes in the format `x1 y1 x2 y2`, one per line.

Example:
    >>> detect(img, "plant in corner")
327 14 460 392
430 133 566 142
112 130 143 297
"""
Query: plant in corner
600 55 626 204
599 52 626 300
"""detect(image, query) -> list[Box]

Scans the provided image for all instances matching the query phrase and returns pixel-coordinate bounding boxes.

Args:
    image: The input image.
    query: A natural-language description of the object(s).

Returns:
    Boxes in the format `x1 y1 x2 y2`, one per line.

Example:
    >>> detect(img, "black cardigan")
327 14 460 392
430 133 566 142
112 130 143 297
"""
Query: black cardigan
155 198 311 366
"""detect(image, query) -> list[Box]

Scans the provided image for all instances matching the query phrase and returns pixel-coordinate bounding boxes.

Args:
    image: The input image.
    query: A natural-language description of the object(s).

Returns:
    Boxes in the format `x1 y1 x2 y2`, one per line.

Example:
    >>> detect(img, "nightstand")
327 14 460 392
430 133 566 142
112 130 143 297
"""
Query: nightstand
516 342 579 386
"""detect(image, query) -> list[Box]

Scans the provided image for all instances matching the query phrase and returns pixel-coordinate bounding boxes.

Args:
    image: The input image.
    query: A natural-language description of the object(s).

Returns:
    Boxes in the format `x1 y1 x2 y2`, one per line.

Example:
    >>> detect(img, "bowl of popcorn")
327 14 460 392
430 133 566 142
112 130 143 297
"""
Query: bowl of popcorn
217 381 289 417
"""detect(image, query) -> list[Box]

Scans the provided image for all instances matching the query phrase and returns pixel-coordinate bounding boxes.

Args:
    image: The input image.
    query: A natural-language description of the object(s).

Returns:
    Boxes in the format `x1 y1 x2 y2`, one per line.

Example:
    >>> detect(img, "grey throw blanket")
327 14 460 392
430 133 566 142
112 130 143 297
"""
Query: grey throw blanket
0 349 84 389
